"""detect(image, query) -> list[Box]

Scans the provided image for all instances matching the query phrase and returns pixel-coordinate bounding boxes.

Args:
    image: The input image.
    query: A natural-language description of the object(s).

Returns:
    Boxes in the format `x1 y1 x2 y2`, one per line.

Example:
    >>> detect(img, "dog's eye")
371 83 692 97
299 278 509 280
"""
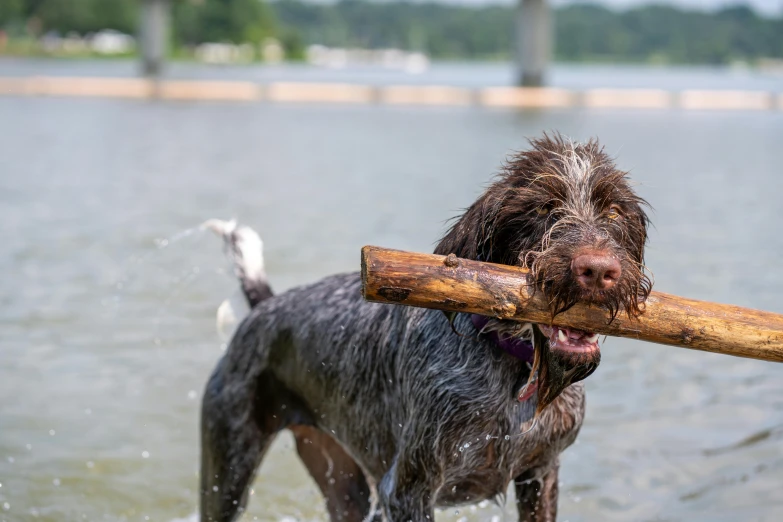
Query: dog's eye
607 205 622 220
536 206 550 216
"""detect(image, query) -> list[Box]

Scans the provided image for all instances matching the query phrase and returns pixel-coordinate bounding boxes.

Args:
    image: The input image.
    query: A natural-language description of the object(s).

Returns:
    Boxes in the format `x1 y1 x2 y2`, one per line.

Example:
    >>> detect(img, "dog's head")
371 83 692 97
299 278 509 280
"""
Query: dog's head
435 133 651 412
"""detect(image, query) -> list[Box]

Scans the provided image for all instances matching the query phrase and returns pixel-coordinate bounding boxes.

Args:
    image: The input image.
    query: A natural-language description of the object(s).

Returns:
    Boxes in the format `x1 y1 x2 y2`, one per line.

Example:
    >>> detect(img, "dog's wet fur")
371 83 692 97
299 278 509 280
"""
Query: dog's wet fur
200 134 651 521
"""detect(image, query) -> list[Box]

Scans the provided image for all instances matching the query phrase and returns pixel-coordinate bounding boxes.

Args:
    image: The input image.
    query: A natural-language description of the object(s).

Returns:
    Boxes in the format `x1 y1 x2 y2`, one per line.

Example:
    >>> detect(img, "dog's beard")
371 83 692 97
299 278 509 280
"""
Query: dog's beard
527 325 600 415
520 242 652 415
519 245 649 415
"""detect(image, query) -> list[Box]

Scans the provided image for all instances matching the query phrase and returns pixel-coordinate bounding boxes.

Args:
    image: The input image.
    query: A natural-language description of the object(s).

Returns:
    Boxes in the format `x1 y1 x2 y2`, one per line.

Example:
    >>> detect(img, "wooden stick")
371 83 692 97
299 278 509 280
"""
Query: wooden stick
361 246 783 363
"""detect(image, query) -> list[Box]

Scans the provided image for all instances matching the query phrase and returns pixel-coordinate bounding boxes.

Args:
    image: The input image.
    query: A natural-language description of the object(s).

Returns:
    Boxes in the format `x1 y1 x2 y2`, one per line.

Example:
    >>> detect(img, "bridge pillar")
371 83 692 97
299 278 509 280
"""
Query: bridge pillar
139 0 169 77
515 0 551 87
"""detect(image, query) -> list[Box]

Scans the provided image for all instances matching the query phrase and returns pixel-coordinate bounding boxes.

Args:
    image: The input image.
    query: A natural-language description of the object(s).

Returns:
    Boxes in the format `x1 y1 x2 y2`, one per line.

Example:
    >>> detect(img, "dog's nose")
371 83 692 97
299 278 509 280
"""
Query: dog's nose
571 253 621 290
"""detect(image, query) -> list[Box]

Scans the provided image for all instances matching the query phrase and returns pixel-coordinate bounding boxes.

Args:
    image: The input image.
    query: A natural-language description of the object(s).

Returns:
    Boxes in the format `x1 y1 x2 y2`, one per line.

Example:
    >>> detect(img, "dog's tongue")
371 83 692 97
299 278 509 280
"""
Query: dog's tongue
517 372 538 403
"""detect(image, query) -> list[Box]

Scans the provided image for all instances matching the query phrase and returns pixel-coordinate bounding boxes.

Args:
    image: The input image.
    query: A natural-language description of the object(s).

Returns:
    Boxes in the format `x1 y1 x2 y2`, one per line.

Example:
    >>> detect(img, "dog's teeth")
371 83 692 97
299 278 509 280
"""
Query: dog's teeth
587 333 599 344
557 329 568 343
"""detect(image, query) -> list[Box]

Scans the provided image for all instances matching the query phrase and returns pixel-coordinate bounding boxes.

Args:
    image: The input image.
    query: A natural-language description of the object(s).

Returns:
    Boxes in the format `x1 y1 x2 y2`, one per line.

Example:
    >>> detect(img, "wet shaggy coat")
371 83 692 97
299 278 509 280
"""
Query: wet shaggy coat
199 134 650 522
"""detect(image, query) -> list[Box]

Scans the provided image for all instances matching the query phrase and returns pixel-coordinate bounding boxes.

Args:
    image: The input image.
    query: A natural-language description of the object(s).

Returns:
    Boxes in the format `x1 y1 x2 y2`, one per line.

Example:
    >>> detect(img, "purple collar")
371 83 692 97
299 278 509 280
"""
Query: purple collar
471 314 535 364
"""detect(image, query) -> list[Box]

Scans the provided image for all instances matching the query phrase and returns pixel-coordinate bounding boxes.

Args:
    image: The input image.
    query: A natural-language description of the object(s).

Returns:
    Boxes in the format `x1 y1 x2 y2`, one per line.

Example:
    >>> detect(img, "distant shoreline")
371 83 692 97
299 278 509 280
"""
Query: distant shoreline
1 48 781 69
1 53 783 71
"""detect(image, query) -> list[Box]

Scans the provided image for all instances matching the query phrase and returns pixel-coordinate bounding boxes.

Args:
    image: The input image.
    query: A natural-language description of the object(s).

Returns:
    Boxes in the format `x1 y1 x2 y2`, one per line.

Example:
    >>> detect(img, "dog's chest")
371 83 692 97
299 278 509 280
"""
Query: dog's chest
434 383 585 506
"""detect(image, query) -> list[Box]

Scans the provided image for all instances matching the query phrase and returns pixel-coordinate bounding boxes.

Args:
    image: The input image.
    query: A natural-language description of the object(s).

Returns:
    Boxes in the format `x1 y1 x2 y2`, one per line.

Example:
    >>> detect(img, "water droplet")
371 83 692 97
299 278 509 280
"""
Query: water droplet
3 502 9 510
49 429 55 436
25 444 31 450
86 461 94 468
141 451 150 459
485 434 491 440
504 435 511 440
84 409 92 415
328 478 335 485
188 390 197 400
53 478 60 486
213 486 219 492
7 457 13 463
464 442 470 448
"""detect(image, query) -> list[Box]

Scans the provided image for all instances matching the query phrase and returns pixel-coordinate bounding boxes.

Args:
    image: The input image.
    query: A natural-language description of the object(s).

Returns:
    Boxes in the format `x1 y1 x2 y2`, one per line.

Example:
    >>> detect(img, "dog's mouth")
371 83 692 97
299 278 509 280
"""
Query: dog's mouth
536 324 600 356
516 323 602 416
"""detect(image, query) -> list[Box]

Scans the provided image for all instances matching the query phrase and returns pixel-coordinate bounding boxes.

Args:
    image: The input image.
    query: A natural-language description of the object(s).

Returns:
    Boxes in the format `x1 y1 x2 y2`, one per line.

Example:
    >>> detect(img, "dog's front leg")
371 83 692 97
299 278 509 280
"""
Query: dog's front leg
377 457 435 521
514 463 559 522
290 425 374 522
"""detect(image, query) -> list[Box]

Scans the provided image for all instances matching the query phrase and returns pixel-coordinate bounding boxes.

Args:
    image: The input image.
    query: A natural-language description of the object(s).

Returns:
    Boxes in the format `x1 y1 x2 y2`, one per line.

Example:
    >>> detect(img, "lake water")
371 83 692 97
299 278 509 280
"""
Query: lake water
1 60 782 522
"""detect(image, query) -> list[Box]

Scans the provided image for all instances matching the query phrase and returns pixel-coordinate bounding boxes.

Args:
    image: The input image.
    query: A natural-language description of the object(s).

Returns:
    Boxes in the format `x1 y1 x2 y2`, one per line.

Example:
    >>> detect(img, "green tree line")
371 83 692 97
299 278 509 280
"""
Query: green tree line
272 0 783 64
0 0 138 35
1 0 781 64
0 0 277 45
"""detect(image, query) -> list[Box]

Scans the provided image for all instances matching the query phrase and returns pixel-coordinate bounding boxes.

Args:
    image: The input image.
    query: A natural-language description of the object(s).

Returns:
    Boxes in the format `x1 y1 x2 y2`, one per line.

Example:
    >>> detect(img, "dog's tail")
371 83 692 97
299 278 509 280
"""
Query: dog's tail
202 219 273 340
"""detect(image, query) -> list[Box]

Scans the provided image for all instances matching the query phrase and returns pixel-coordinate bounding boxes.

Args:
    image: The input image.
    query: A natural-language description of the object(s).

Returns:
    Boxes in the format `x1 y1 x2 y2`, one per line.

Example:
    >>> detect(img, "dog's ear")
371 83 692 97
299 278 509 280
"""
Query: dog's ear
434 196 496 261
634 206 650 263
435 189 502 328
621 191 651 268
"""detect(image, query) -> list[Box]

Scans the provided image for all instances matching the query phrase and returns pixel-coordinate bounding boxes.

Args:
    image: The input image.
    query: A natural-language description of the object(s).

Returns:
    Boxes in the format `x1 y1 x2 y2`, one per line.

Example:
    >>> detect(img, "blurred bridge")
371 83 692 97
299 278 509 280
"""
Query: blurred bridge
516 0 551 86
140 0 552 86
140 0 168 77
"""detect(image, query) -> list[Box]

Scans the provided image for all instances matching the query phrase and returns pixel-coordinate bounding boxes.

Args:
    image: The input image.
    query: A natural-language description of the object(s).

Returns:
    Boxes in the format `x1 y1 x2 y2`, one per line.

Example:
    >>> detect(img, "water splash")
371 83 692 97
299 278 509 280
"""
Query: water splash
110 225 204 298
104 222 231 341
156 226 201 248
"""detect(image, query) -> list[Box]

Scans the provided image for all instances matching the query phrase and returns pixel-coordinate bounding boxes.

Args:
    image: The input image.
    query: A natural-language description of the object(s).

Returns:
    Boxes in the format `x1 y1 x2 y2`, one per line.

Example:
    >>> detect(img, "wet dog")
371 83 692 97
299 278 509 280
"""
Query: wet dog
200 134 651 521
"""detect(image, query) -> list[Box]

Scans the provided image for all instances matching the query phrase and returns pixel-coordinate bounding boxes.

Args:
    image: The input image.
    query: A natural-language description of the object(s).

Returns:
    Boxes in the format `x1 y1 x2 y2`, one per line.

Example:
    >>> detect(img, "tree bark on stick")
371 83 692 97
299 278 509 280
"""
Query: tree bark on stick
361 246 783 363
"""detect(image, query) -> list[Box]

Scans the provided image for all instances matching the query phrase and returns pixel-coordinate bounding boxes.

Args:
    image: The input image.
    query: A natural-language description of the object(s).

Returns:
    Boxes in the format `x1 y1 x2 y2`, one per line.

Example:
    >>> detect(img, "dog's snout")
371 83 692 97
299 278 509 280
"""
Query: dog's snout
571 253 621 290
